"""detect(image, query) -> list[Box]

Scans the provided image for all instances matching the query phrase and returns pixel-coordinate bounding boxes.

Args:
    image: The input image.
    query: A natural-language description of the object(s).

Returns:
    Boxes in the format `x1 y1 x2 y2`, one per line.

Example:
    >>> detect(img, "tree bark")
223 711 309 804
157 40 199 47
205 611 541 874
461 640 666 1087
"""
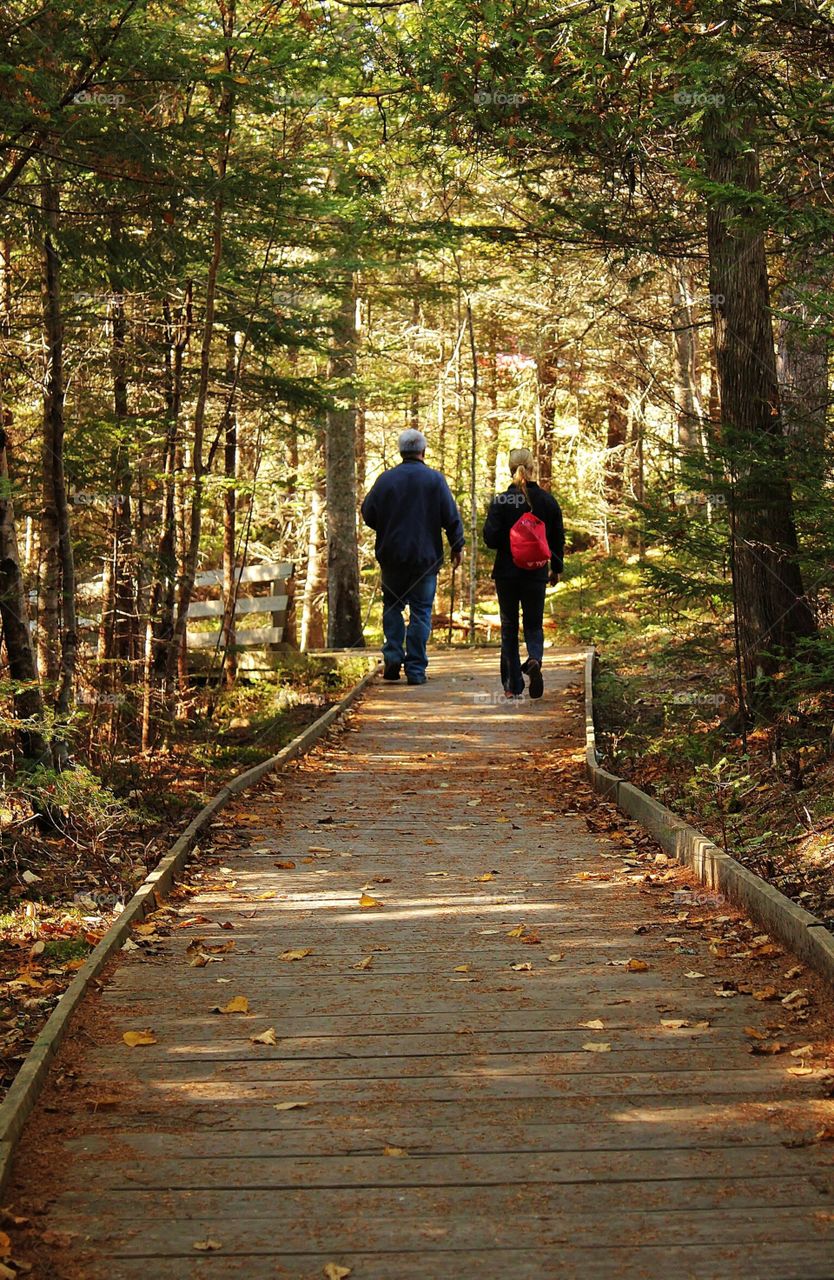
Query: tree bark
0 244 48 763
777 241 830 449
221 329 238 686
164 2 236 695
704 113 816 693
325 275 364 648
300 441 326 652
670 267 704 456
39 169 77 738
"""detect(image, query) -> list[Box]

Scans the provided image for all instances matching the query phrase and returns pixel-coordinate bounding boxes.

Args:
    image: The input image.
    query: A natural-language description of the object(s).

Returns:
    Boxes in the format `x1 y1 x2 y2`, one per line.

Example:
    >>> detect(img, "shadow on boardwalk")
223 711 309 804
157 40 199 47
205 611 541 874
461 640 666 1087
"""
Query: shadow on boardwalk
7 651 834 1279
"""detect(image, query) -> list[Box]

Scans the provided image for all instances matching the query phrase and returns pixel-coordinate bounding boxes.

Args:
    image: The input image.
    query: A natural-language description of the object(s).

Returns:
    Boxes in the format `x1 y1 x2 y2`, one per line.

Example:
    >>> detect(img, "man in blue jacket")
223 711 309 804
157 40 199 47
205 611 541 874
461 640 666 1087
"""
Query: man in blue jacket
361 429 464 685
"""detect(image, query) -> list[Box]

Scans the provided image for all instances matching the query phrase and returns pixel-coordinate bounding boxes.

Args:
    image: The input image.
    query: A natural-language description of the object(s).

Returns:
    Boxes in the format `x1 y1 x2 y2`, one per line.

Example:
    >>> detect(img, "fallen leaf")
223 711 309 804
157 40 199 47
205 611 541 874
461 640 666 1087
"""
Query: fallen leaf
790 1044 814 1057
782 989 810 1009
352 956 374 970
274 1101 309 1111
359 893 383 909
547 953 565 963
626 958 650 972
122 1030 157 1048
274 860 296 870
382 1145 408 1157
744 1026 768 1040
454 964 470 973
753 987 780 1002
211 995 249 1014
788 1065 814 1076
22 870 40 885
784 965 803 980
0 1263 13 1279
660 1019 690 1030
476 873 495 882
582 1041 611 1053
250 1028 278 1046
279 949 312 962
254 892 276 901
684 971 705 979
580 1019 605 1030
750 1041 786 1056
814 1123 834 1142
193 1239 223 1252
506 924 526 938
323 1266 352 1280
510 961 533 972
0 1231 10 1257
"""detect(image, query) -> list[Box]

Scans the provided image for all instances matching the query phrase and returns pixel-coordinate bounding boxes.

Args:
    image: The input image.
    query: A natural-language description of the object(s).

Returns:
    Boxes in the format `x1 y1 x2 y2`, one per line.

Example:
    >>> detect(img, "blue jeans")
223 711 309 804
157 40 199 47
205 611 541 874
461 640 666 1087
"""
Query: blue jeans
495 576 545 695
381 568 438 681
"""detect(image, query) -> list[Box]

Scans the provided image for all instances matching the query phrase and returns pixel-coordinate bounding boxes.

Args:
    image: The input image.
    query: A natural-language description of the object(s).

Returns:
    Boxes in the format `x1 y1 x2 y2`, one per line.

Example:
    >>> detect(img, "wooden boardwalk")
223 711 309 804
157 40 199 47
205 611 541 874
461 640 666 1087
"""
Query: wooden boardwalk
10 651 834 1279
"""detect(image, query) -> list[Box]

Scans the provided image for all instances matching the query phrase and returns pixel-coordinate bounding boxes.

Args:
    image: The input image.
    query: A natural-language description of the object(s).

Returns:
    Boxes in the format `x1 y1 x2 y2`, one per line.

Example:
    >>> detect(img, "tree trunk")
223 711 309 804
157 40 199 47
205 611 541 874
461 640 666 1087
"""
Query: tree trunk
39 169 77 738
0 244 48 763
536 351 556 490
164 9 235 697
484 321 500 494
300 446 326 651
325 276 363 648
777 242 830 450
221 329 238 686
704 113 816 693
605 387 629 505
670 267 704 456
141 290 190 750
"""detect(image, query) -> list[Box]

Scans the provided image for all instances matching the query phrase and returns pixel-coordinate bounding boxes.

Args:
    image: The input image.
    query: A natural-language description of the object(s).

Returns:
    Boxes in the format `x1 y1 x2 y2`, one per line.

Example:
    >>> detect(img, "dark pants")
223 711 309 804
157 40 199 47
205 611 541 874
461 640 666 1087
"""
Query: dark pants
495 576 545 695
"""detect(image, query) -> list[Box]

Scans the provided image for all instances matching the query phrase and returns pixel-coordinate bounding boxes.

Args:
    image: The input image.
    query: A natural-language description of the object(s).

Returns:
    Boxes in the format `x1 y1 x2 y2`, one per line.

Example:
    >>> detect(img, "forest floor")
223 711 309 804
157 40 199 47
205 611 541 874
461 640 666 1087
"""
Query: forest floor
4 650 834 1278
0 653 369 1106
560 551 834 932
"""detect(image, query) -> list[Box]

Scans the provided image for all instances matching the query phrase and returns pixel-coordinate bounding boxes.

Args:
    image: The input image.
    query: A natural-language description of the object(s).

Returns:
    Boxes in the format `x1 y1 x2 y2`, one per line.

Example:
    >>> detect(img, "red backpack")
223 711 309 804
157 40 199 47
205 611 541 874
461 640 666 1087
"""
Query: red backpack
509 510 551 570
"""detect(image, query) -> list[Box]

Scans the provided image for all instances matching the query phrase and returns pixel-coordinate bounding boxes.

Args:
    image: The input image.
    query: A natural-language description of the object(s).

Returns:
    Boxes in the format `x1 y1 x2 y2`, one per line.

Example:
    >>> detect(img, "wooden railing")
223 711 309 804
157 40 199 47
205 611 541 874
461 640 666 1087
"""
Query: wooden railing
187 561 294 651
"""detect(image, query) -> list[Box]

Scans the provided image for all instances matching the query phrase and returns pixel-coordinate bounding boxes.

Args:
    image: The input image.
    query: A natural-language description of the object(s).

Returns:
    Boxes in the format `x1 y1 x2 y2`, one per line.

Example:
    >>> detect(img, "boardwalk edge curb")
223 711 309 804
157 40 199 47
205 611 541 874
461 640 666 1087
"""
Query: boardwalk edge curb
0 661 379 1193
582 646 834 988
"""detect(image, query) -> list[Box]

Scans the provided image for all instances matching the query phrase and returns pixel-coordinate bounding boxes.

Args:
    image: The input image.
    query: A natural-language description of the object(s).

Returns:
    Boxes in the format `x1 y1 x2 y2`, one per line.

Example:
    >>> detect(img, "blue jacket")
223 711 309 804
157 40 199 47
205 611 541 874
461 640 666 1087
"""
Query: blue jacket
361 458 465 574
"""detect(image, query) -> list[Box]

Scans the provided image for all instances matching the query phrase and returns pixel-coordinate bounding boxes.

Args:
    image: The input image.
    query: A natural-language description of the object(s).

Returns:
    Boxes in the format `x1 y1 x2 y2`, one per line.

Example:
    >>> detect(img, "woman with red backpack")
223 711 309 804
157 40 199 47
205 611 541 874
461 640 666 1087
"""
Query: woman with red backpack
483 448 565 699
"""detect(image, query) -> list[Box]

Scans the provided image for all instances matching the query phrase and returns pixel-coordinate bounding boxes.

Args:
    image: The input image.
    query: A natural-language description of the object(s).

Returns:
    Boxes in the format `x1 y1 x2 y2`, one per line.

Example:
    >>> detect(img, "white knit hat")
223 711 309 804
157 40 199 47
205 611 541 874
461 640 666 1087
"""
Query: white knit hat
398 428 427 455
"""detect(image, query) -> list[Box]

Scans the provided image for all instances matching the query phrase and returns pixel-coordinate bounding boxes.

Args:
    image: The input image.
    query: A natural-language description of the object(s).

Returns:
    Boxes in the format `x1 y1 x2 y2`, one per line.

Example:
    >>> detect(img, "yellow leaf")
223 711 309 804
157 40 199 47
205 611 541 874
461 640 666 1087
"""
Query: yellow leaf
323 1266 352 1280
0 1231 12 1257
454 964 470 973
790 1044 814 1057
250 1027 278 1046
660 1019 690 1030
0 1261 14 1279
547 953 564 963
193 1239 223 1251
510 961 533 972
475 873 495 882
279 948 312 962
626 958 650 972
582 1041 611 1053
382 1144 408 1156
580 1019 604 1030
359 893 383 909
122 1030 157 1047
274 1100 309 1111
211 995 249 1014
352 955 374 970
254 892 276 901
788 1065 814 1076
506 924 526 938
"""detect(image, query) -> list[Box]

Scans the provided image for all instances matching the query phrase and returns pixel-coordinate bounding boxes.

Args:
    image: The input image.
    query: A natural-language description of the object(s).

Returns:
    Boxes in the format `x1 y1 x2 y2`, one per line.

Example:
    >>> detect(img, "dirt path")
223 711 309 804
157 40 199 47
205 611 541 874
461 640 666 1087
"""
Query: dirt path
7 651 834 1279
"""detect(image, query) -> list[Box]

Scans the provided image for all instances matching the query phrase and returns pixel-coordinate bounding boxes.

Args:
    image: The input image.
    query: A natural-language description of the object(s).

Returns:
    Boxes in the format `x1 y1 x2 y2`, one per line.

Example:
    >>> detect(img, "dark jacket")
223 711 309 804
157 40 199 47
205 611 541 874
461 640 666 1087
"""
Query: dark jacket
361 458 465 574
483 481 565 581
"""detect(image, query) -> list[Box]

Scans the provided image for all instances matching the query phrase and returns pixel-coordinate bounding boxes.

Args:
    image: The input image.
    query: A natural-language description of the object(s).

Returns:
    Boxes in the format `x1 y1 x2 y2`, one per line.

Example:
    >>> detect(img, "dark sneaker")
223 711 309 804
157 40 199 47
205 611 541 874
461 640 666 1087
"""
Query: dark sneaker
406 674 427 685
383 663 401 682
527 660 544 699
